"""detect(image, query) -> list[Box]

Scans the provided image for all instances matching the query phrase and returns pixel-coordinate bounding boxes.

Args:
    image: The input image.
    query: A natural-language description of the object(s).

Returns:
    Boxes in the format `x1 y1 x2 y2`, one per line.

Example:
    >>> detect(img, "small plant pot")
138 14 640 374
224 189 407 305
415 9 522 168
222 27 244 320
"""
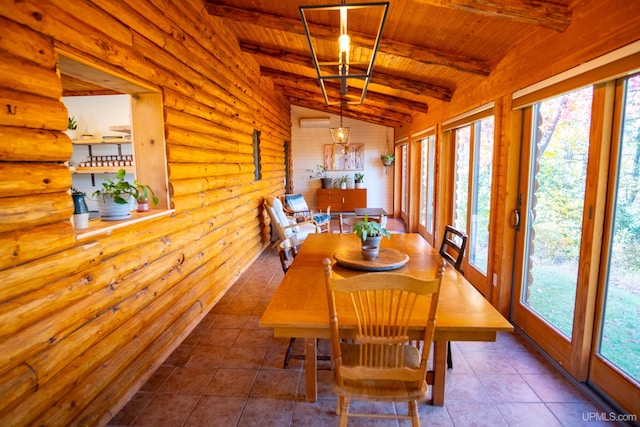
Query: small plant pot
362 235 382 250
72 212 90 230
96 195 132 221
320 178 333 189
136 200 150 212
361 245 378 261
355 182 364 189
340 182 347 189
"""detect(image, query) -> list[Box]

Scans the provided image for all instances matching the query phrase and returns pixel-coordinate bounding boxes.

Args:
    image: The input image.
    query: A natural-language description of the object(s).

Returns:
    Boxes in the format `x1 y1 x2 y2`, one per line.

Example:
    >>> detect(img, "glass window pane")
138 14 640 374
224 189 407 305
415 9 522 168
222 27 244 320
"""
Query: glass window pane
469 118 494 274
419 135 435 233
402 145 408 213
453 126 470 233
522 86 593 338
599 74 640 382
426 136 435 233
420 140 427 228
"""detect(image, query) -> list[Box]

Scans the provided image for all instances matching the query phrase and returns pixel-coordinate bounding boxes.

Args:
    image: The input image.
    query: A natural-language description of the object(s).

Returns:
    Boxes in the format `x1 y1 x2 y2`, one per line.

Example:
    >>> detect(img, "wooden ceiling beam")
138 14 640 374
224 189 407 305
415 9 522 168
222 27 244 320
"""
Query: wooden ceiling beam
243 43 451 102
206 3 491 76
278 85 409 128
261 67 428 115
414 0 571 32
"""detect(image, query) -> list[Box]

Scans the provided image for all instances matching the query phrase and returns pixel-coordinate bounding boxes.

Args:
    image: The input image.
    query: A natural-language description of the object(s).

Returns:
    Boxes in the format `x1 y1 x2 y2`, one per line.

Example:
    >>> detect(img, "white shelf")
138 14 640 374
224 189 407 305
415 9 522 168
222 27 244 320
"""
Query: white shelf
72 138 132 144
70 166 135 174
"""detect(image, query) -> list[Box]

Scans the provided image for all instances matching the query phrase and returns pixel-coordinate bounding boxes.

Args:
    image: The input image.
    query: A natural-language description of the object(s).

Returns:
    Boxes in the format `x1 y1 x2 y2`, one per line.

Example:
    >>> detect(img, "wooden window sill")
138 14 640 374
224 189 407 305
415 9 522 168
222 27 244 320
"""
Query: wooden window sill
75 209 174 241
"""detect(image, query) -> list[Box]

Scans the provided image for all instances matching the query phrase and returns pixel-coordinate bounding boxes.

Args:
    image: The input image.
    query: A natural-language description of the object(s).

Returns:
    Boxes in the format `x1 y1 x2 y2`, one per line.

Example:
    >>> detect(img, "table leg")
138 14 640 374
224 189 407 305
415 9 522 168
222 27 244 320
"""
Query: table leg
304 338 318 402
432 340 447 406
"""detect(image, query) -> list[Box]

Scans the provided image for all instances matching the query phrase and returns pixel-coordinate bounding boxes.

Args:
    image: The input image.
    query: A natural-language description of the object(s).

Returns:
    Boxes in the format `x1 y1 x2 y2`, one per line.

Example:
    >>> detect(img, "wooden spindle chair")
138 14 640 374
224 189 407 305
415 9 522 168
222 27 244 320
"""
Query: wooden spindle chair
278 237 331 369
323 258 444 427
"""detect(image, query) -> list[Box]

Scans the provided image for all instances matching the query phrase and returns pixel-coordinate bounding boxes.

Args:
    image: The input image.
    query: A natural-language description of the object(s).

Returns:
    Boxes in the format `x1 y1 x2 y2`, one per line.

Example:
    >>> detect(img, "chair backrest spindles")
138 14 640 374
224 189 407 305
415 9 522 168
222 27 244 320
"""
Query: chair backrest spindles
324 258 444 383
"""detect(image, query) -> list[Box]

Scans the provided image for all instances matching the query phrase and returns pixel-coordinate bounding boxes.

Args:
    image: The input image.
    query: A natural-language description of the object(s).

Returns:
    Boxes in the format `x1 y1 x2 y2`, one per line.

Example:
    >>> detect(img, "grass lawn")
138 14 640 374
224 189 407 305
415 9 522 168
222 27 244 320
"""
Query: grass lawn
525 263 639 382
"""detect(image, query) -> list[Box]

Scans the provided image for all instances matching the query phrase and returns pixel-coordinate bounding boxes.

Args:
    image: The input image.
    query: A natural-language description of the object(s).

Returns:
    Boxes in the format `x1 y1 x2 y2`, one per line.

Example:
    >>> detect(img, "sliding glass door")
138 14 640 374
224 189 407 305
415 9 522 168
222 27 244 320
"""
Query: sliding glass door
516 87 593 341
399 143 409 223
418 134 436 243
449 114 494 294
513 72 639 416
589 74 640 415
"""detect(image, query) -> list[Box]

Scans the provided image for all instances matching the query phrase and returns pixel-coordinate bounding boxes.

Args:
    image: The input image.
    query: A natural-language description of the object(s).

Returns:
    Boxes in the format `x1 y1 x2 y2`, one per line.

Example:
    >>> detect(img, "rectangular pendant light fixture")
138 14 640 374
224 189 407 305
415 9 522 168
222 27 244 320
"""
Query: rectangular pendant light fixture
300 1 389 106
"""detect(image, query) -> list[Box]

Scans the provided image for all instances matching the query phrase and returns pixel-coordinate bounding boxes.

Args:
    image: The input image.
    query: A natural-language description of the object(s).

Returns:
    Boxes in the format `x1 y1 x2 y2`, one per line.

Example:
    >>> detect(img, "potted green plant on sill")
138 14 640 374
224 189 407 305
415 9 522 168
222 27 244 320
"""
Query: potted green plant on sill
93 169 157 220
67 116 78 140
132 181 159 212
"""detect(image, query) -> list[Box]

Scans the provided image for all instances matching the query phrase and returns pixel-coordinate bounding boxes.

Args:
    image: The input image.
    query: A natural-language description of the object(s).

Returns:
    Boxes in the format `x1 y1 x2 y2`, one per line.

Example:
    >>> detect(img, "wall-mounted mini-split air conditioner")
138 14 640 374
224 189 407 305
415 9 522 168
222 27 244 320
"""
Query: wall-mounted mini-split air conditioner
299 117 330 128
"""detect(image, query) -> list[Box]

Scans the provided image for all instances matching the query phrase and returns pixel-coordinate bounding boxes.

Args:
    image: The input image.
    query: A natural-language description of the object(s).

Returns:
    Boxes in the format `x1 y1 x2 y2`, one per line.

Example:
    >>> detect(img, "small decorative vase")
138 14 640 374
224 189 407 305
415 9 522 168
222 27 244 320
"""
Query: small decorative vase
362 245 378 261
71 193 89 214
136 199 150 212
320 178 332 189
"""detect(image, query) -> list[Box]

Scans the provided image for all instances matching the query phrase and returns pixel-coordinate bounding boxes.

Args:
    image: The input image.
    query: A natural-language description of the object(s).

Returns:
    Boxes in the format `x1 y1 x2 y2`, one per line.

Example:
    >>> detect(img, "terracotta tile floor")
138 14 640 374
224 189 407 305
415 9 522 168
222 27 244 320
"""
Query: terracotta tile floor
109 221 621 427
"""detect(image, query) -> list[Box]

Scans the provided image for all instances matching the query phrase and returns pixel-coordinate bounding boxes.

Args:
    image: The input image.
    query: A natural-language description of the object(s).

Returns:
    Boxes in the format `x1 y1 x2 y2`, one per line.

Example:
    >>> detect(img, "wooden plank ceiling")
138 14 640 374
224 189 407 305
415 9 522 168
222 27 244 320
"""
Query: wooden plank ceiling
61 0 573 129
205 0 572 128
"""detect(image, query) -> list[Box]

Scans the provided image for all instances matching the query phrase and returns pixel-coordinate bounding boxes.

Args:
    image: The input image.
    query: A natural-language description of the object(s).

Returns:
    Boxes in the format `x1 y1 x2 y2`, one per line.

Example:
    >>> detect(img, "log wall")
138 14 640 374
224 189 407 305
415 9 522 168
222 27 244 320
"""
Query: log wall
0 1 289 425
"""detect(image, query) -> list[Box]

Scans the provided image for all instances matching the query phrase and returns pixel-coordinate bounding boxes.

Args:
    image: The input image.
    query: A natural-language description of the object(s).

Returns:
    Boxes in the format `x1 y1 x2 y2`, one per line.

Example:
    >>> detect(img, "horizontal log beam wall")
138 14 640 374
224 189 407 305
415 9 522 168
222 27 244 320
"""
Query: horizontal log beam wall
0 0 289 425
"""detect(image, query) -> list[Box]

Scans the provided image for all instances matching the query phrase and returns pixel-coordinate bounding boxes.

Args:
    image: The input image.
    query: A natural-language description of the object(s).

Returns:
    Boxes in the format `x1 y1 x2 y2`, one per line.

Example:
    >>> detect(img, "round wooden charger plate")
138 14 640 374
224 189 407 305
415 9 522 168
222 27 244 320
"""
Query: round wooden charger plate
333 248 410 271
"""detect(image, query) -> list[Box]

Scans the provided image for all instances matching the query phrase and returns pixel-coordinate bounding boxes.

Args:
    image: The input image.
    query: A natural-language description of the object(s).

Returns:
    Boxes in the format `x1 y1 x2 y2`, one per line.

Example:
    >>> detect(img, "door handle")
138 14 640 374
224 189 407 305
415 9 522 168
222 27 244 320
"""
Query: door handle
512 209 520 231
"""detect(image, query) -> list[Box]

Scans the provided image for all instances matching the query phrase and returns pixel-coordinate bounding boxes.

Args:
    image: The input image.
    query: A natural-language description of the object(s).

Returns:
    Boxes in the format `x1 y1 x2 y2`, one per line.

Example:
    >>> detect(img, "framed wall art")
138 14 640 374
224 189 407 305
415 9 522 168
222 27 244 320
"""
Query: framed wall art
323 144 364 171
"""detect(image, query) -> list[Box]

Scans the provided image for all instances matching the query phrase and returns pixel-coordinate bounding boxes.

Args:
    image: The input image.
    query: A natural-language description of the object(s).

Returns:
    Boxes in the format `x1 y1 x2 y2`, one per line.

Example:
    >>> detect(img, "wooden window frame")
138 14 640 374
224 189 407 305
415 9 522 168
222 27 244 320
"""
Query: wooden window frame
58 52 173 240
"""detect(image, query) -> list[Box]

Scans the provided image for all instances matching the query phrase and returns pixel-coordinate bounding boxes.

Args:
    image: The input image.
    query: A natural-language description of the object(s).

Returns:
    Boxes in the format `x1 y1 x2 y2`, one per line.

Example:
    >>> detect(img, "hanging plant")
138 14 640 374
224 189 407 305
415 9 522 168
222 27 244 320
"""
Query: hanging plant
381 153 395 167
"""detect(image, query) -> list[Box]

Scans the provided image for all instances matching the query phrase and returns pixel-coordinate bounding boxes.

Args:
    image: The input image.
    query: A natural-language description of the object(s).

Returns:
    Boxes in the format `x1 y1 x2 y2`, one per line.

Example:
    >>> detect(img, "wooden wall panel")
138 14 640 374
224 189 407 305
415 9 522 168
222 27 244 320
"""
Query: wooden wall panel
0 0 289 425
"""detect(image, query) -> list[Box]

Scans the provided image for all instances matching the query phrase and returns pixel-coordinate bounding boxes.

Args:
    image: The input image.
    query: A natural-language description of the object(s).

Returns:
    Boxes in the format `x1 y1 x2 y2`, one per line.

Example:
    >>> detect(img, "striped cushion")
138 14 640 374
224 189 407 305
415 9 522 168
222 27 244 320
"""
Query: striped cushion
284 194 309 213
313 213 331 224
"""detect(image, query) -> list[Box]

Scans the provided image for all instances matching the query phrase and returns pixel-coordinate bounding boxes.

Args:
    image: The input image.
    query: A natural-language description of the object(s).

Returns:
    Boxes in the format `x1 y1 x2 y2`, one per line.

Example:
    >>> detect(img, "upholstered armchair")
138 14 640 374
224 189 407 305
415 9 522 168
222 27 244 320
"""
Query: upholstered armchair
281 194 331 233
265 196 321 245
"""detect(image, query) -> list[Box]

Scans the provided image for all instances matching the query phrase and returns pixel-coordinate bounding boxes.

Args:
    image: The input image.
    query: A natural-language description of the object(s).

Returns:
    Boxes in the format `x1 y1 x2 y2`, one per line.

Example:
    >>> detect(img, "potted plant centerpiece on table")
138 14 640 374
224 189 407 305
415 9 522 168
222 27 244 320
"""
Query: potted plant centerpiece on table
352 215 391 260
93 169 157 220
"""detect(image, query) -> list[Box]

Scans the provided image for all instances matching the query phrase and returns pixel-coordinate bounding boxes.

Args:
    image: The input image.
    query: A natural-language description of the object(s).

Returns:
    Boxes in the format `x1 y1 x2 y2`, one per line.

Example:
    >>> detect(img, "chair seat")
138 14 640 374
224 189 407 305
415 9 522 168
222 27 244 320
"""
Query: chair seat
334 379 428 402
313 212 331 224
293 221 320 241
341 342 421 370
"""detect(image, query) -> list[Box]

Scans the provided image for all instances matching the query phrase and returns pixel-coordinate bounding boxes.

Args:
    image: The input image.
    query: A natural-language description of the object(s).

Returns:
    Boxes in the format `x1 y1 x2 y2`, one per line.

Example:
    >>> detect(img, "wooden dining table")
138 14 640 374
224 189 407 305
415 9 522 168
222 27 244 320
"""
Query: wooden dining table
259 233 513 405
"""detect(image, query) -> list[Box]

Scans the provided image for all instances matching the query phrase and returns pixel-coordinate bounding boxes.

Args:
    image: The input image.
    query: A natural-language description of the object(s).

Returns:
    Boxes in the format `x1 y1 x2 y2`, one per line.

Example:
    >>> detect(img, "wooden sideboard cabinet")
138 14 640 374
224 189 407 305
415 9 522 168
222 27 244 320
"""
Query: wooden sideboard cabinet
316 188 367 212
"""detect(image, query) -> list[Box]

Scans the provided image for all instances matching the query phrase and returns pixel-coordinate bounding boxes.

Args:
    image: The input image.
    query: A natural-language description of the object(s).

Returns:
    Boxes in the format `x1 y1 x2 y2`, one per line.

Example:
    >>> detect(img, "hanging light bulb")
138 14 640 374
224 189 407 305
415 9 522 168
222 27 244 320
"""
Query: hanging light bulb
330 97 351 146
338 6 350 75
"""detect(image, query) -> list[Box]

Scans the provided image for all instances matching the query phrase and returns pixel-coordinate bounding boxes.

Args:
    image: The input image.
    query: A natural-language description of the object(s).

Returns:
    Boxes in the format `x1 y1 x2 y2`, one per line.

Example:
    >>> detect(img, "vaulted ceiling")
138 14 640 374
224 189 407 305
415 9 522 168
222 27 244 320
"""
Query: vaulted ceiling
205 0 573 127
